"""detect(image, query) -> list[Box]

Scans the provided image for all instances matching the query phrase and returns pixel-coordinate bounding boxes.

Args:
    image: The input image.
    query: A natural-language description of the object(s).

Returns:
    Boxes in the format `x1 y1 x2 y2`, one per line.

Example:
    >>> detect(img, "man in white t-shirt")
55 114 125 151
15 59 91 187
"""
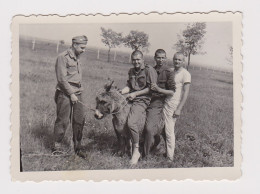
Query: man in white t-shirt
151 52 191 161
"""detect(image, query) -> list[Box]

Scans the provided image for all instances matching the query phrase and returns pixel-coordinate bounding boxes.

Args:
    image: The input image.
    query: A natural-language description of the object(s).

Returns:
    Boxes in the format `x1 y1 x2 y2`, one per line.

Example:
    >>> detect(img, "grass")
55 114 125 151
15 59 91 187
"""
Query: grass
19 38 234 171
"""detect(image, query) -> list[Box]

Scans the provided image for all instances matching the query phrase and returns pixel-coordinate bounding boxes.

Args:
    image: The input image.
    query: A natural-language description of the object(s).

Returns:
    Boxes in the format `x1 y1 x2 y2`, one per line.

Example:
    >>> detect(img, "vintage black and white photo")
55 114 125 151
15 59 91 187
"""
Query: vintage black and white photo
11 13 242 181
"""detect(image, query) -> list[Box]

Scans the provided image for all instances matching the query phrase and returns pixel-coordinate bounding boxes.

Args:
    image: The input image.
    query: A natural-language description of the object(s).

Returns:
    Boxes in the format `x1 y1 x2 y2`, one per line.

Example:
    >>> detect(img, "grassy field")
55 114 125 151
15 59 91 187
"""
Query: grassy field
19 38 234 171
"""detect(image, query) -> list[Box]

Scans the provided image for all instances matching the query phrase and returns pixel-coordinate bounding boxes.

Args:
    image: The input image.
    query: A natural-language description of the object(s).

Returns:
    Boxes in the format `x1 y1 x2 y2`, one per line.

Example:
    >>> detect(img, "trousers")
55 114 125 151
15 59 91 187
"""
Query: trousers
143 97 165 156
145 97 165 136
53 90 85 149
163 97 179 160
127 99 149 144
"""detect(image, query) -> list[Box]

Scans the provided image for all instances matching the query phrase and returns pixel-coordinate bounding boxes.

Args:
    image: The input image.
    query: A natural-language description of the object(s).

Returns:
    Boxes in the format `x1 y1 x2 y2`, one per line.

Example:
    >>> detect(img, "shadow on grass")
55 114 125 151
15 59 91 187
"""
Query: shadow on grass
81 129 122 157
31 124 55 151
31 123 72 151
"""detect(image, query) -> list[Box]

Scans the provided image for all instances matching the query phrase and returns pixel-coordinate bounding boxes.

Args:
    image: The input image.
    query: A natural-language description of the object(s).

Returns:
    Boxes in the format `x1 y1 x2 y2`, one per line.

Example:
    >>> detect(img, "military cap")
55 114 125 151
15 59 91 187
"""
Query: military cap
72 35 88 44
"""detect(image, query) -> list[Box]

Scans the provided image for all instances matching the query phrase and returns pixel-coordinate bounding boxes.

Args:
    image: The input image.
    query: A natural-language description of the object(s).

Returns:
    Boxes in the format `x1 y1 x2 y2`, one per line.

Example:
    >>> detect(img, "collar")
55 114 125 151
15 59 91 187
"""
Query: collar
154 64 169 73
140 63 145 70
174 67 184 73
67 48 77 60
133 63 145 74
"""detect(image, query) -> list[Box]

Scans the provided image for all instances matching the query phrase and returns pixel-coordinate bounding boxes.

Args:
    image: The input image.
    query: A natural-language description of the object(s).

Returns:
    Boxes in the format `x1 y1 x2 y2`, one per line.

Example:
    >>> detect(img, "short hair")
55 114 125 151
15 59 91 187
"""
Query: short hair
173 52 185 60
131 50 143 59
155 49 166 57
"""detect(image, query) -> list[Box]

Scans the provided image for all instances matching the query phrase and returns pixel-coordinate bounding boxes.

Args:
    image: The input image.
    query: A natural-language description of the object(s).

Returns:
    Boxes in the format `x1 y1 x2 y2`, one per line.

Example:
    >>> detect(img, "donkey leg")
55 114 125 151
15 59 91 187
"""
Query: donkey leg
126 137 132 157
112 118 121 142
144 130 154 157
112 118 125 156
118 136 126 156
151 134 161 151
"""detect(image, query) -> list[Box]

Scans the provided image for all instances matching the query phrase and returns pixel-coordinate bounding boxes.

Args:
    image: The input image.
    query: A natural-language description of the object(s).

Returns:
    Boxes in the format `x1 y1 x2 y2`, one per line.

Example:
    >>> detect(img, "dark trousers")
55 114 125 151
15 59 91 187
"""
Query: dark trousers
144 97 165 156
54 90 85 151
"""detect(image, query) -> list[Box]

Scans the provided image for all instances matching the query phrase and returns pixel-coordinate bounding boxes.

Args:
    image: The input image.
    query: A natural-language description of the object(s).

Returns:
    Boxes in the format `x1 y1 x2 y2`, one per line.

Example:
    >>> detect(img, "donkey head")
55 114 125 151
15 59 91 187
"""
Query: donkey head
94 80 123 119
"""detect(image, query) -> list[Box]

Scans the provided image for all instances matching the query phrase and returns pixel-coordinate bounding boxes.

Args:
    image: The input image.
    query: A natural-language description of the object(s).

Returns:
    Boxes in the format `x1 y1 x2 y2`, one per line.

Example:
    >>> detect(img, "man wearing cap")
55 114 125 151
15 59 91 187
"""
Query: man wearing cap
53 35 88 159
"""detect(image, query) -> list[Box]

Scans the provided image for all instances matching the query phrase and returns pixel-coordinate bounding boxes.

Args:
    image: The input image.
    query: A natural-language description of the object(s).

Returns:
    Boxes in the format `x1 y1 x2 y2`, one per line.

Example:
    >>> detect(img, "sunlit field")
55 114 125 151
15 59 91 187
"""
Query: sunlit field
19 38 234 171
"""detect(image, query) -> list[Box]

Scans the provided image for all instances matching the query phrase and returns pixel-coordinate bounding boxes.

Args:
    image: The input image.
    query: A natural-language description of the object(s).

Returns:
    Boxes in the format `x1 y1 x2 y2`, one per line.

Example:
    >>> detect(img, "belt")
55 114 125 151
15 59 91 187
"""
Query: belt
69 82 81 88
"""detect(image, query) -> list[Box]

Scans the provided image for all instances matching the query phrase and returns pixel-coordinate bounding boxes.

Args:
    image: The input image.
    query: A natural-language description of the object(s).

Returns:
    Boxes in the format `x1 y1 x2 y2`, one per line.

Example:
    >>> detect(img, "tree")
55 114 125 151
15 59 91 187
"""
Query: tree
60 40 65 45
100 27 123 62
174 22 207 70
56 40 65 53
123 30 150 52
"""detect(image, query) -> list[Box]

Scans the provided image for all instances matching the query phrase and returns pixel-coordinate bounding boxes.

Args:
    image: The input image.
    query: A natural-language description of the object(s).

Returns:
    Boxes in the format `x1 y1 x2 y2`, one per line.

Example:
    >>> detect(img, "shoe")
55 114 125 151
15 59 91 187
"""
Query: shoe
52 142 67 155
74 141 82 152
76 150 88 159
163 153 174 162
130 150 141 165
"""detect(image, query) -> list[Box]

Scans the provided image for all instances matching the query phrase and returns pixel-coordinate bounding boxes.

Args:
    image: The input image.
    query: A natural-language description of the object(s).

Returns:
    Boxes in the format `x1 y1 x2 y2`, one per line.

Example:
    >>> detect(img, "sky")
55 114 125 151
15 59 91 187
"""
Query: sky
20 22 232 70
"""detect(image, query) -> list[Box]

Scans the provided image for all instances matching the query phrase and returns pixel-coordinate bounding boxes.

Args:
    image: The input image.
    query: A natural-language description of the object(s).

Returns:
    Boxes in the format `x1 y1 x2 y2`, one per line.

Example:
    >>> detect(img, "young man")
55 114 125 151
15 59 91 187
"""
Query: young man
121 50 157 165
53 35 88 159
151 52 191 161
144 49 175 157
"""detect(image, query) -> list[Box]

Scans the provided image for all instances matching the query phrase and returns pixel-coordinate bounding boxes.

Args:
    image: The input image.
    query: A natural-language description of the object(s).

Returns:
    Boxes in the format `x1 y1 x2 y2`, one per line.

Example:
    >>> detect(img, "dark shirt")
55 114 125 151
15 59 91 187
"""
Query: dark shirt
127 63 157 100
55 48 83 95
152 65 176 98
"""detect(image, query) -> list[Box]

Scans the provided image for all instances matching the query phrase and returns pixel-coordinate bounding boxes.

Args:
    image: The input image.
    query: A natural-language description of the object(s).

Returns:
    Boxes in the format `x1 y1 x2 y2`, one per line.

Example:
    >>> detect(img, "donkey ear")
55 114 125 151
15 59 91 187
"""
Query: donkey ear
104 80 114 92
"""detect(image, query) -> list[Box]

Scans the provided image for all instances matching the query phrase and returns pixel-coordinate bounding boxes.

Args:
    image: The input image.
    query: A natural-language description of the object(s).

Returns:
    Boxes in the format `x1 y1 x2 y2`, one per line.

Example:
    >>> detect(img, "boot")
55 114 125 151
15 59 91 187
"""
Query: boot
52 142 67 155
76 149 88 159
74 141 87 159
130 143 141 165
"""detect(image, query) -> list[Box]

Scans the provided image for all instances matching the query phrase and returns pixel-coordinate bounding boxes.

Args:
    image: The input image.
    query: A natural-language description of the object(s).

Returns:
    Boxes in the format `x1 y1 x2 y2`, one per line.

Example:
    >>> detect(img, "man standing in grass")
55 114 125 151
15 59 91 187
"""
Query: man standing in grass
144 49 174 157
151 52 191 161
52 35 88 159
121 50 157 165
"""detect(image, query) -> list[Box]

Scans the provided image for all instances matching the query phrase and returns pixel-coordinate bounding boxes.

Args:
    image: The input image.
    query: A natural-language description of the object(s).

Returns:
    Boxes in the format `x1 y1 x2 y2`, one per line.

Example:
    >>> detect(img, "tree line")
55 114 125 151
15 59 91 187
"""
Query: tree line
100 27 150 62
54 23 233 69
100 23 208 70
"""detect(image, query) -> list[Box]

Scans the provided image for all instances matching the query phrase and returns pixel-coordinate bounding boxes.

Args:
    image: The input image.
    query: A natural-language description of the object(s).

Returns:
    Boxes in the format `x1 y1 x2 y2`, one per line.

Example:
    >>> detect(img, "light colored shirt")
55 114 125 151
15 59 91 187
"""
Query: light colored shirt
166 67 191 103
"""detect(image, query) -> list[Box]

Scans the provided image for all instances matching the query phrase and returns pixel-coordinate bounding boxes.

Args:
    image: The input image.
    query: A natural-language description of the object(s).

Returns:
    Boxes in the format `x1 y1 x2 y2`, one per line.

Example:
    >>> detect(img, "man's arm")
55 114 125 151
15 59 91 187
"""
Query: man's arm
56 55 78 103
127 66 157 100
127 87 150 101
173 83 190 118
151 83 174 96
121 86 130 94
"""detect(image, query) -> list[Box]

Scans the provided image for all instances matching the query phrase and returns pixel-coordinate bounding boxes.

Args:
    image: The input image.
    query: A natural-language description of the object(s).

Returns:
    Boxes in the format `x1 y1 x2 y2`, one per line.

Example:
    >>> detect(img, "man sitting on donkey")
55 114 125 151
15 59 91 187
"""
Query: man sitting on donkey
120 50 157 165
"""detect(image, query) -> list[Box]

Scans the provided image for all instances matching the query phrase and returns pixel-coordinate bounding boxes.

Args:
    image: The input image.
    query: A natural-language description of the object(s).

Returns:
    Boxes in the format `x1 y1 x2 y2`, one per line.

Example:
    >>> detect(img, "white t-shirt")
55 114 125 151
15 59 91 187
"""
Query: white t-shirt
165 67 191 104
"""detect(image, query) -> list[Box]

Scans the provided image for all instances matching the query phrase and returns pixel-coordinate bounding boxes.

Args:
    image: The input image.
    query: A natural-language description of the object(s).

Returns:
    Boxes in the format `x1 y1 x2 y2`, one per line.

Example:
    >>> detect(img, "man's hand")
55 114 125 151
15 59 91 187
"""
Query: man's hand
127 92 137 101
70 93 78 104
173 109 181 118
121 87 130 95
151 83 161 92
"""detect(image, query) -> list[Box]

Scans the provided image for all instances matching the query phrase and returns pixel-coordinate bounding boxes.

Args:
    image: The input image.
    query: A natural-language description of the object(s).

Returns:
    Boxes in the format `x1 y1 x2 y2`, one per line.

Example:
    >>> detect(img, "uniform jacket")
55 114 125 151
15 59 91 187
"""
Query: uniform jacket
55 48 83 95
127 63 157 100
152 65 176 98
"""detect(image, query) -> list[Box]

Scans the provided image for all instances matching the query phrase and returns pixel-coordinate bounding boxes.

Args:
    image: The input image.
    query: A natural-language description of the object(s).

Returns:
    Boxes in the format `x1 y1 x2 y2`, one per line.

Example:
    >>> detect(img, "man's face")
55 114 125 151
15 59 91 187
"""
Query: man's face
73 43 87 57
154 53 166 66
131 54 144 70
173 54 184 69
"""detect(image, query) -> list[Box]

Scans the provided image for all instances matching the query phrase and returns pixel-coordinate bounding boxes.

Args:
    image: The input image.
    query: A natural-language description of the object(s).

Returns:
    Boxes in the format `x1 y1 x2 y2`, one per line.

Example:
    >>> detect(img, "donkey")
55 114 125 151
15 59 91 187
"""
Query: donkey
94 80 132 156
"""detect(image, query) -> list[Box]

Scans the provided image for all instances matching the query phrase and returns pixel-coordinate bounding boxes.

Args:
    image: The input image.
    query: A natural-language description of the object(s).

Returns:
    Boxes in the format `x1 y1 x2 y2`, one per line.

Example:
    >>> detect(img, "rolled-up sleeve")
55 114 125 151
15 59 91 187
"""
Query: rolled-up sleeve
126 69 133 90
55 55 74 95
146 66 157 86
